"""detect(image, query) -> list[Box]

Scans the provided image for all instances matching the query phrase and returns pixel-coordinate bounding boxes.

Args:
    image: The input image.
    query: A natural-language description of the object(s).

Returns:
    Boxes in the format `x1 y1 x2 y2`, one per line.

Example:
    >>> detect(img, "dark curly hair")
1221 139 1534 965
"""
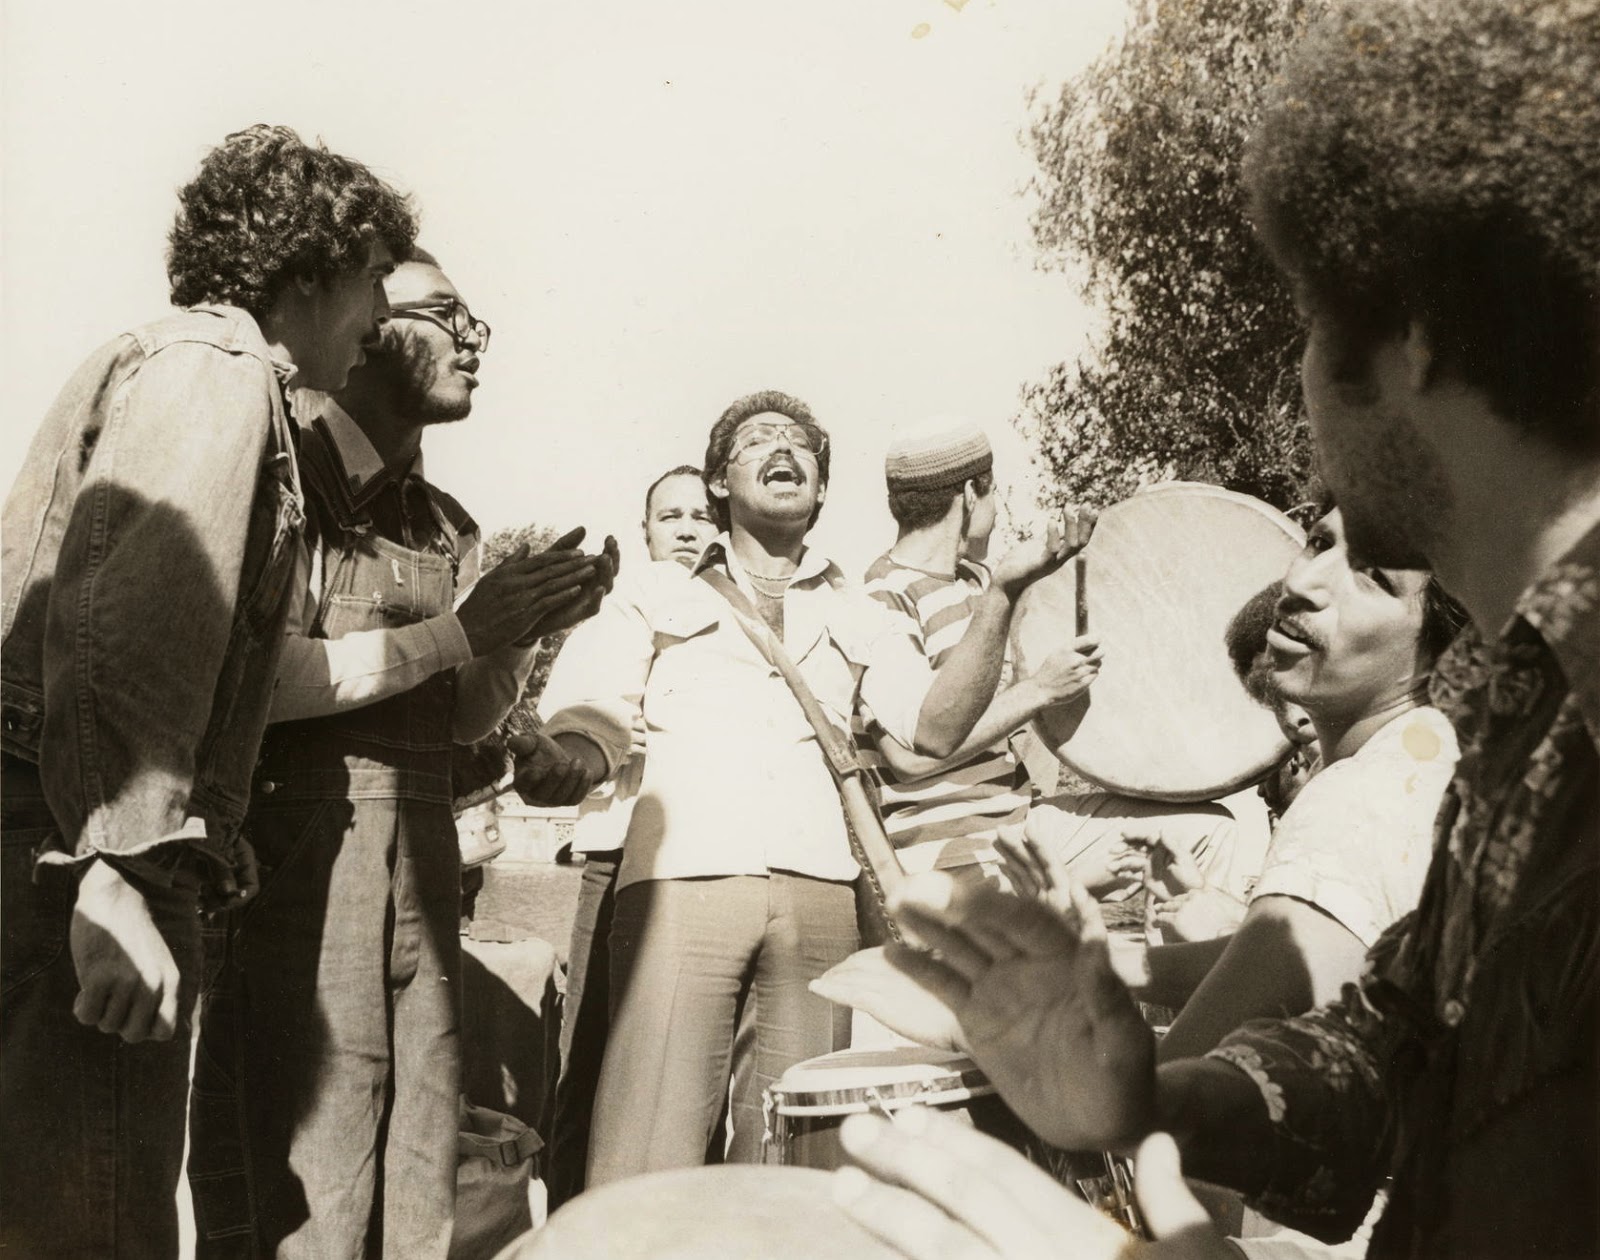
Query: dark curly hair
168 124 418 318
702 390 831 530
1244 0 1600 451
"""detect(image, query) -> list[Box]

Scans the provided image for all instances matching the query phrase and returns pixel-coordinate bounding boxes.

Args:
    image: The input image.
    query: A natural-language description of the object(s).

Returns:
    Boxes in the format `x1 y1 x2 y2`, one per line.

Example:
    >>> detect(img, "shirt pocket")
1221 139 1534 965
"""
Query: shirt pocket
652 598 722 646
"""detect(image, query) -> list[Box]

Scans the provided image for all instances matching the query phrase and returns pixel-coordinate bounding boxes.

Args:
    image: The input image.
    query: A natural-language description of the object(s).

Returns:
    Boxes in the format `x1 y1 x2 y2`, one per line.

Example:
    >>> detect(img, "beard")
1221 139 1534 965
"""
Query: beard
387 333 472 423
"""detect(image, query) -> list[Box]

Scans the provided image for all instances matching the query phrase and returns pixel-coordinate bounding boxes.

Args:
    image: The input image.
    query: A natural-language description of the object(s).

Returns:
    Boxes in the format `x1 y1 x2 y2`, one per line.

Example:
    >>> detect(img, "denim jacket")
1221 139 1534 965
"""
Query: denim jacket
1 305 305 892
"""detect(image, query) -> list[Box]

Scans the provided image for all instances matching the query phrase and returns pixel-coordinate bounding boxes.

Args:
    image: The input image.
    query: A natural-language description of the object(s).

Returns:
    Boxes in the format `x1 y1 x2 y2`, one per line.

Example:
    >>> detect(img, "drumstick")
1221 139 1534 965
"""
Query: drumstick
1074 554 1089 637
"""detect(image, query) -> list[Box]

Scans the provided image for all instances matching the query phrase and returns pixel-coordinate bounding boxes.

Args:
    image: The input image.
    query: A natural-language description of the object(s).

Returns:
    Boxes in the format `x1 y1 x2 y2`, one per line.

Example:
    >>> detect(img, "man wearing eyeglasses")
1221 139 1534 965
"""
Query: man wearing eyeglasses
187 249 617 1258
517 389 1088 1186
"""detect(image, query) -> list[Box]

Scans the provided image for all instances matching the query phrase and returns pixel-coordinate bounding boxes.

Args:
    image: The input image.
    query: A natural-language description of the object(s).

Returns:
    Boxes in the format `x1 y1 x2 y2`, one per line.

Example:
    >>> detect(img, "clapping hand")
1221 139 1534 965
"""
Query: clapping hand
457 527 606 656
1109 828 1206 904
515 532 620 644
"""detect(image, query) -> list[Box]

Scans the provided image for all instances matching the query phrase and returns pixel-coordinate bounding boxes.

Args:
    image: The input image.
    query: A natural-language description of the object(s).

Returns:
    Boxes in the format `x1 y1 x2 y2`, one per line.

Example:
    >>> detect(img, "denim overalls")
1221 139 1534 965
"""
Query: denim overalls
190 417 469 1260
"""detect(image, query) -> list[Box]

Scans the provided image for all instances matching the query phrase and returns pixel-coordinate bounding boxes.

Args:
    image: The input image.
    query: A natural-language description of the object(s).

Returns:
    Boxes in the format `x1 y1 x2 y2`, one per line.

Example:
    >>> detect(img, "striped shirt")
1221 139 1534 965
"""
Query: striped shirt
855 553 1031 874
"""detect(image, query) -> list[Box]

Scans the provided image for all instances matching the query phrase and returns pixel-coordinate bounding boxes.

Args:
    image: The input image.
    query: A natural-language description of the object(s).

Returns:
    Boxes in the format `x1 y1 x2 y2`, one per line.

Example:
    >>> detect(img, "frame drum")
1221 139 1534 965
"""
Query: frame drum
1012 482 1305 802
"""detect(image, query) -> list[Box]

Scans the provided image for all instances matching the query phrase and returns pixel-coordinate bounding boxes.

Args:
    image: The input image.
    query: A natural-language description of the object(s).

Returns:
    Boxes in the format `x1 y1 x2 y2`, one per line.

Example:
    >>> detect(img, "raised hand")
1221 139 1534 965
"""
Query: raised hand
885 870 1156 1150
992 504 1096 601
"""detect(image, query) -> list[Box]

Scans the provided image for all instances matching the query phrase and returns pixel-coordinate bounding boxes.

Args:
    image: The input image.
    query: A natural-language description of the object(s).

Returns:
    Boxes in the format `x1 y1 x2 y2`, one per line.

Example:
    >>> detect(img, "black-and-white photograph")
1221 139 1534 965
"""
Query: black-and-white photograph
2 1 1595 1256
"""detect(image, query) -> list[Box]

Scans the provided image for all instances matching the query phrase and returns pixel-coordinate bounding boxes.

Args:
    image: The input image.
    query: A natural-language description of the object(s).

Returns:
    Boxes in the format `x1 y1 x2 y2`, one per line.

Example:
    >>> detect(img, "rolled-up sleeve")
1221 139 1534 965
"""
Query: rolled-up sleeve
854 595 935 750
538 576 656 779
41 343 272 860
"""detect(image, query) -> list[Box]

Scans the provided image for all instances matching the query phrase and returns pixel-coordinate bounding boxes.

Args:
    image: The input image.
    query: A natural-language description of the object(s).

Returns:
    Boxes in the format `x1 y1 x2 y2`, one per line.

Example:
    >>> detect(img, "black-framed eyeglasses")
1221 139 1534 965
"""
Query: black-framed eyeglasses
729 421 829 464
388 299 492 352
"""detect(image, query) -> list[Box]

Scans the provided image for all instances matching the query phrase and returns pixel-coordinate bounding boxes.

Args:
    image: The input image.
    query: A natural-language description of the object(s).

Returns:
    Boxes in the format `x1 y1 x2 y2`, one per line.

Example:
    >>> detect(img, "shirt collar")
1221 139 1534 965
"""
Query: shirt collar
316 398 425 503
190 303 297 385
1512 513 1600 745
692 533 837 584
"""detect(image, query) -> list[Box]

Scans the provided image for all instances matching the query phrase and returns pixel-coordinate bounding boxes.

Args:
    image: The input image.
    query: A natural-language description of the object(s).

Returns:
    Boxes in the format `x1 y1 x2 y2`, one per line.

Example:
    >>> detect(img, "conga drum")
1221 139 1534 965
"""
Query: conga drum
762 1045 1030 1170
495 1165 900 1259
1012 482 1305 802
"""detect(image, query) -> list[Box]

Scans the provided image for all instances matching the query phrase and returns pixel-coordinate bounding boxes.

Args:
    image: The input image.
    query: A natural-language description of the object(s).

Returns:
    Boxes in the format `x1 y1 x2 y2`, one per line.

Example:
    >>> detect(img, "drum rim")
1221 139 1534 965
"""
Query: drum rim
769 1064 995 1115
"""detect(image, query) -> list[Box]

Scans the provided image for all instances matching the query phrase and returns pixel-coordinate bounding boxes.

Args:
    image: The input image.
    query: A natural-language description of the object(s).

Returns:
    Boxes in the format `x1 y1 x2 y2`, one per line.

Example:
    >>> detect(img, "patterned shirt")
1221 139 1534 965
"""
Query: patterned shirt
855 553 1030 874
1209 519 1600 1257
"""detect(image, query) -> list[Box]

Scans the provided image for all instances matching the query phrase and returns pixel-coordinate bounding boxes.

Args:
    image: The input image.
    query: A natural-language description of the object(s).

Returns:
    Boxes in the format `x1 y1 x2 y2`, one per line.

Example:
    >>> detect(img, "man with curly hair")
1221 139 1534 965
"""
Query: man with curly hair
0 124 414 1259
828 3 1600 1258
185 247 616 1258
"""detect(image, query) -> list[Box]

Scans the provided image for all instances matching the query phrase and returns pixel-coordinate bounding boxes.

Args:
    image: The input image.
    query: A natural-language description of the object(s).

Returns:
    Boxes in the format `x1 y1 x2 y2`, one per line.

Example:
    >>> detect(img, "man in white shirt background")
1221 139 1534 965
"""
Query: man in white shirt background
540 464 719 1209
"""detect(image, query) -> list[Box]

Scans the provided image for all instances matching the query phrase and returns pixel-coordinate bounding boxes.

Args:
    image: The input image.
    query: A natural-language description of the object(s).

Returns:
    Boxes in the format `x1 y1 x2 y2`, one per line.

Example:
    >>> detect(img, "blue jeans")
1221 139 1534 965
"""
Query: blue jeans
0 756 202 1259
188 790 461 1260
587 873 856 1185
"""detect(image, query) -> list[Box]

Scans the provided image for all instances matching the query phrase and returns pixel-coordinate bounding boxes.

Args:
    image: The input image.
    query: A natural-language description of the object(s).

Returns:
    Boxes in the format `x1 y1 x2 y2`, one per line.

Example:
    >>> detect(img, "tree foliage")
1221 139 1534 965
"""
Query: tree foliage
1019 0 1325 512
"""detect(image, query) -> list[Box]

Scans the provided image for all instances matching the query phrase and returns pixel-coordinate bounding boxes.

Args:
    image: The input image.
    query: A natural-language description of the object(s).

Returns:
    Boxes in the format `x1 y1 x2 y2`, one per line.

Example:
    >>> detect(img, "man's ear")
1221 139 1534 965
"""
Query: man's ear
709 473 730 503
815 481 827 507
291 270 320 297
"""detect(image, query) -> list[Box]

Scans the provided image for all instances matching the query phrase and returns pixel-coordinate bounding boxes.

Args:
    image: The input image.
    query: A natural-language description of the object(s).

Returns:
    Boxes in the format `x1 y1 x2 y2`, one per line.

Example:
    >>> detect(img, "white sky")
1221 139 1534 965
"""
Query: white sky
3 0 1128 575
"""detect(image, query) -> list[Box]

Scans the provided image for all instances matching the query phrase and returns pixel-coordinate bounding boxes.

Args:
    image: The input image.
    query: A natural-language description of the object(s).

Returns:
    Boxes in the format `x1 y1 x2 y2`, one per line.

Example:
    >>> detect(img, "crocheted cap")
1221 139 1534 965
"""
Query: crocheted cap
884 416 993 491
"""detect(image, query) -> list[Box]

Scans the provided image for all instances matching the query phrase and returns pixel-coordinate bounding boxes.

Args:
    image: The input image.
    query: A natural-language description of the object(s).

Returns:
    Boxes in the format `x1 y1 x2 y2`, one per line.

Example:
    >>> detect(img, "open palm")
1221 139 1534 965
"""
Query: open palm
886 874 1156 1151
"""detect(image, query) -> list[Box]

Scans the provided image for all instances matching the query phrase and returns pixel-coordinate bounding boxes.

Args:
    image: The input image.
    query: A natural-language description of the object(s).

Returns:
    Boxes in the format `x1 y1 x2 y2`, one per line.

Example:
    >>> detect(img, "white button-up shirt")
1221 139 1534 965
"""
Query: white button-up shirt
540 537 935 890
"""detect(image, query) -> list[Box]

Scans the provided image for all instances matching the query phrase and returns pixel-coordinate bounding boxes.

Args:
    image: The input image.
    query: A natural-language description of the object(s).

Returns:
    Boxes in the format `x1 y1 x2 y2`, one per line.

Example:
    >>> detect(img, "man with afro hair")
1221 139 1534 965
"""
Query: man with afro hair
831 3 1600 1257
0 124 414 1259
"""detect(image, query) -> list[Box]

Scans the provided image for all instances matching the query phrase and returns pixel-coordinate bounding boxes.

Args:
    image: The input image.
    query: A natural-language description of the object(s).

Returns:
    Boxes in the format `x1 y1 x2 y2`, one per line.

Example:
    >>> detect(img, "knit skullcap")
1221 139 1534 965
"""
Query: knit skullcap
884 416 993 491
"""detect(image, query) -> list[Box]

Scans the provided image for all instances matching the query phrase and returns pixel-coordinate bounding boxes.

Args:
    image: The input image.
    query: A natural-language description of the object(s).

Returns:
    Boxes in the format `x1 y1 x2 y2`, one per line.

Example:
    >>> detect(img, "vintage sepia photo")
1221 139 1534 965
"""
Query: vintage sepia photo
2 0 1595 1256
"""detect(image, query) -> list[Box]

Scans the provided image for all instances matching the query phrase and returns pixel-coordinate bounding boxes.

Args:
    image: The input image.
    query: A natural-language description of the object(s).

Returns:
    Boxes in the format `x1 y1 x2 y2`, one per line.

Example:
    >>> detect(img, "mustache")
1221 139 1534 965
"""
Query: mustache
759 452 803 480
1272 612 1328 652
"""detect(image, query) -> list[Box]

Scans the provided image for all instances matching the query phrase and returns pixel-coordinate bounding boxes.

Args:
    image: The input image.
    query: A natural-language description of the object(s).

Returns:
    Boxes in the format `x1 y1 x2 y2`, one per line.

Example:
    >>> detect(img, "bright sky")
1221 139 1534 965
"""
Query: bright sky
3 0 1128 575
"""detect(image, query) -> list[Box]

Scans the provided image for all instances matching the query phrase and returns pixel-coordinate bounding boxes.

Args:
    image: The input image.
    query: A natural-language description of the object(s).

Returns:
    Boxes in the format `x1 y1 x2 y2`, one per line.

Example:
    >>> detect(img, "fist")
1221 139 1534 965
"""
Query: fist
508 731 598 807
